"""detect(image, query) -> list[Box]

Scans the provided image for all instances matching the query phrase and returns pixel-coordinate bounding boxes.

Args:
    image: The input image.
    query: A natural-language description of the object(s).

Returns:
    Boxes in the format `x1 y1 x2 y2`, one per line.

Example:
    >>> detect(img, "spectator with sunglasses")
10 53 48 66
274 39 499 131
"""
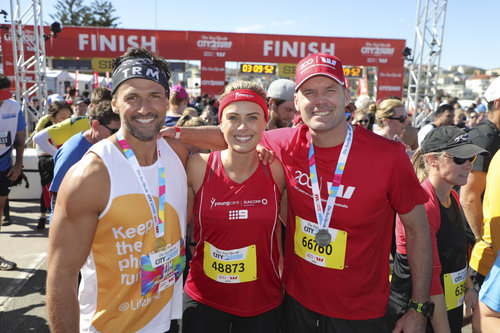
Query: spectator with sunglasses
48 101 120 219
350 109 371 130
371 98 409 144
386 126 489 333
417 103 454 146
467 111 479 128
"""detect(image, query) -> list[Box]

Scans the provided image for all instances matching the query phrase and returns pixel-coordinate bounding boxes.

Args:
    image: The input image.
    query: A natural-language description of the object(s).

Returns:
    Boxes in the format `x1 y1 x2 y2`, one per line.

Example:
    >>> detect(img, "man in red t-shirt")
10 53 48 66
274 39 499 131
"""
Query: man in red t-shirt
166 53 433 333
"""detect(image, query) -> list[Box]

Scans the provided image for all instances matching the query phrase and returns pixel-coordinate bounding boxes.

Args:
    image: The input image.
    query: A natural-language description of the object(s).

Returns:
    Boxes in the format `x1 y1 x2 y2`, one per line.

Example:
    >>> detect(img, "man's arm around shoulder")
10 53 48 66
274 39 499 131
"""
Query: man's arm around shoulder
394 204 433 333
46 152 109 332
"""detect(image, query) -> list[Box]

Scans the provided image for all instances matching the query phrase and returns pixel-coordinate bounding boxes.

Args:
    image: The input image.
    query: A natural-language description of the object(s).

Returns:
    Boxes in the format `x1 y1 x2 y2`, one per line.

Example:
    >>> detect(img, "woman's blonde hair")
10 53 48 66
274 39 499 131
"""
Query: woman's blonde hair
411 148 445 182
370 99 404 126
220 80 266 101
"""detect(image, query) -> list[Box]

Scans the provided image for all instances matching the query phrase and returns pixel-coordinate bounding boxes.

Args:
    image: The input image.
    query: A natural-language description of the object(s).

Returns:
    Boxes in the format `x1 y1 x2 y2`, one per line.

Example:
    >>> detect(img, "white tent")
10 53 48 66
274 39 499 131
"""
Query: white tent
46 70 74 96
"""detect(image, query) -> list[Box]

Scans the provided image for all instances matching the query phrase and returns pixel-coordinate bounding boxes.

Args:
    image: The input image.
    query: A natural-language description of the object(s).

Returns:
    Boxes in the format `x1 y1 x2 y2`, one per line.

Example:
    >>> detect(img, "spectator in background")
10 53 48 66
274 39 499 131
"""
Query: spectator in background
463 78 500 298
417 103 454 146
34 101 72 231
371 98 408 143
33 87 112 157
468 110 479 128
454 110 467 128
402 113 419 152
351 109 370 129
73 97 89 117
266 79 296 130
355 94 376 130
201 105 217 125
387 127 487 332
0 74 25 270
47 101 120 230
64 86 77 104
461 77 500 243
165 84 189 126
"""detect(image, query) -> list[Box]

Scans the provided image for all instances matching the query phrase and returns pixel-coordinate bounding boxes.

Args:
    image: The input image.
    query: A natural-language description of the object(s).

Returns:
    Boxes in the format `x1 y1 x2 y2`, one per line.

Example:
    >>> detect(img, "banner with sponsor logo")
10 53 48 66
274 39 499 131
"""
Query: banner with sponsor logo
2 26 405 97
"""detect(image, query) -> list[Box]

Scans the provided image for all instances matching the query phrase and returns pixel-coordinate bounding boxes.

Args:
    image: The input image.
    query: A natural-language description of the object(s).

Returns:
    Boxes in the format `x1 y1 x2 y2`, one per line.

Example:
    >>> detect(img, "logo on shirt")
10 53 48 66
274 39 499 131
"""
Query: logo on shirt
210 198 240 210
229 210 248 220
293 170 355 200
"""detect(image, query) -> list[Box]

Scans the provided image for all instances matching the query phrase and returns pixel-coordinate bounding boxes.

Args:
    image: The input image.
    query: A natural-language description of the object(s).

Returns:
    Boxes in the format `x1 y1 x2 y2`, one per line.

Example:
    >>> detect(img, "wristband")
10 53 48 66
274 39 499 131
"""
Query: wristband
174 126 181 140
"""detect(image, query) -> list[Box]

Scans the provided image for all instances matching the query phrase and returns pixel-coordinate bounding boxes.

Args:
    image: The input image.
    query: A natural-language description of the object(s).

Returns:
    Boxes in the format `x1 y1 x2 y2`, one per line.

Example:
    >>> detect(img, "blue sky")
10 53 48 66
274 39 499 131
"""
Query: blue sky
20 0 499 70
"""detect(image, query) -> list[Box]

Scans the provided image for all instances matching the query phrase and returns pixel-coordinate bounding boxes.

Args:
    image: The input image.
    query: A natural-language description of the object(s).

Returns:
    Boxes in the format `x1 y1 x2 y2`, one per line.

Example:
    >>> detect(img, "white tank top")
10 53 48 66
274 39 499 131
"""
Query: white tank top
79 137 187 333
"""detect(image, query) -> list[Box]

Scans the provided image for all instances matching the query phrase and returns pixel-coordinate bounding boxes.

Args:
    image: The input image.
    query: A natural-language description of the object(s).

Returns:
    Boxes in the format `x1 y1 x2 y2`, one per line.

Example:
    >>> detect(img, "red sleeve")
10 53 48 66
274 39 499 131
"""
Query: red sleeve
260 127 296 161
422 179 443 296
387 143 429 215
395 178 443 296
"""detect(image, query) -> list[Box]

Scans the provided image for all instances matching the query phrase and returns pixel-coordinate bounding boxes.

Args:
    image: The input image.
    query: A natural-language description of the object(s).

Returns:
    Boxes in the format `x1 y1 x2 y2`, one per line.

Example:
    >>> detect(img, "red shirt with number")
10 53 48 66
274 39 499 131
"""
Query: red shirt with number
184 151 283 316
260 124 428 319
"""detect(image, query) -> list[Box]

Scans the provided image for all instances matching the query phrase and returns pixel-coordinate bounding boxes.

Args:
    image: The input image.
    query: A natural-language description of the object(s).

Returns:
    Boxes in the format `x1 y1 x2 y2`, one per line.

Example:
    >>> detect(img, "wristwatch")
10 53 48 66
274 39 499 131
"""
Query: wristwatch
407 299 434 317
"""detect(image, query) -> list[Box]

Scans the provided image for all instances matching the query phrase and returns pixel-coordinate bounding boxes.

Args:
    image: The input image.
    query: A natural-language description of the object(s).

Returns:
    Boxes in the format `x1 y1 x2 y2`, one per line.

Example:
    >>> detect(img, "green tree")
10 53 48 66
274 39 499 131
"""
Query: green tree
49 0 91 26
88 0 120 27
49 0 119 27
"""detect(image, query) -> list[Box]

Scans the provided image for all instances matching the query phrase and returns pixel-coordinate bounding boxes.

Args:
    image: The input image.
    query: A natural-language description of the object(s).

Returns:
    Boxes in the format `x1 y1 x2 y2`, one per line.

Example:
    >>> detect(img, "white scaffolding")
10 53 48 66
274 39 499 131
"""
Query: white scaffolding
406 0 448 121
9 0 48 122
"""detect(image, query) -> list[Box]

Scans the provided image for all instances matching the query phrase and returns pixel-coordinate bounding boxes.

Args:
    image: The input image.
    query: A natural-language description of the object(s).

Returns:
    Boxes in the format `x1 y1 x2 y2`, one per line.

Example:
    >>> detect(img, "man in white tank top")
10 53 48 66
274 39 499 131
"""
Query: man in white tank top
47 48 189 333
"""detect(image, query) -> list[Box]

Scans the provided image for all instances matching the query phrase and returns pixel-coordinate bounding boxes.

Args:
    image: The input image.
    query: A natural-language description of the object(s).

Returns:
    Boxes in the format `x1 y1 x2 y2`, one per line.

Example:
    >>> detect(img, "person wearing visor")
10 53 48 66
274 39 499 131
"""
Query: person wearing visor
183 80 286 333
266 79 296 130
387 126 489 333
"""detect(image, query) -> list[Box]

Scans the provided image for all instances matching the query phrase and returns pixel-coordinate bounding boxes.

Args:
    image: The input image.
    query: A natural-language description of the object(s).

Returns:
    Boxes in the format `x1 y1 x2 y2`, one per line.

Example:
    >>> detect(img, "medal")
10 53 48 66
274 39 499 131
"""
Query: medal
315 229 332 247
155 238 167 252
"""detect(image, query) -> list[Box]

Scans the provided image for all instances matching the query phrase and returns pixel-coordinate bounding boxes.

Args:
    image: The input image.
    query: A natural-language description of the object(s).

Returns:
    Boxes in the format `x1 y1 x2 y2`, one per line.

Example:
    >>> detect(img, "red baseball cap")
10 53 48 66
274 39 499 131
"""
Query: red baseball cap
295 53 345 91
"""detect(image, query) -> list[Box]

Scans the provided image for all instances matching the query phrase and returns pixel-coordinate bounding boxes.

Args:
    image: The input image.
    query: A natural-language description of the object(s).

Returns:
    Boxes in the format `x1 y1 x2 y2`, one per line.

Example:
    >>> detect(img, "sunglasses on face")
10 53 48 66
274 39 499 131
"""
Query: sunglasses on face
444 155 477 165
386 115 407 123
356 119 369 124
102 123 119 134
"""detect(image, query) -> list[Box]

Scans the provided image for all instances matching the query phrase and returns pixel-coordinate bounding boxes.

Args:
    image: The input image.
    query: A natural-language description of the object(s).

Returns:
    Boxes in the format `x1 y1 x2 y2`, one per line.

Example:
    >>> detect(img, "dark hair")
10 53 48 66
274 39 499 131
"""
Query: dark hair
88 101 120 125
90 86 112 105
48 100 72 118
0 74 11 89
487 101 495 112
111 48 171 96
435 103 453 115
66 86 77 96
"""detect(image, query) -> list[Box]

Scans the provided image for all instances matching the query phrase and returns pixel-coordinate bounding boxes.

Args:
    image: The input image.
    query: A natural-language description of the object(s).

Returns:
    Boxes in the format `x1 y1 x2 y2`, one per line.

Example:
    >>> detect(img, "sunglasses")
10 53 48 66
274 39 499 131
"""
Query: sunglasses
102 123 119 134
444 155 477 165
356 119 369 124
386 115 408 123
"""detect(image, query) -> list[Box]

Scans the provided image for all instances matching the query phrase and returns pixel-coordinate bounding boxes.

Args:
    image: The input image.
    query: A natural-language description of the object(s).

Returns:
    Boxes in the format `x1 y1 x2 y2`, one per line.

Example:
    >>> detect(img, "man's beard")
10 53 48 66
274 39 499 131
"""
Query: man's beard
121 114 165 141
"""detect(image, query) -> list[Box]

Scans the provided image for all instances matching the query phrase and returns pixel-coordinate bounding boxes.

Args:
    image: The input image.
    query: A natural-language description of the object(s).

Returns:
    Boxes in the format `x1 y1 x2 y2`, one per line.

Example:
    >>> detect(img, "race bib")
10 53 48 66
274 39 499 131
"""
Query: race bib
140 239 185 296
294 216 347 269
443 267 467 310
0 131 11 149
203 241 257 283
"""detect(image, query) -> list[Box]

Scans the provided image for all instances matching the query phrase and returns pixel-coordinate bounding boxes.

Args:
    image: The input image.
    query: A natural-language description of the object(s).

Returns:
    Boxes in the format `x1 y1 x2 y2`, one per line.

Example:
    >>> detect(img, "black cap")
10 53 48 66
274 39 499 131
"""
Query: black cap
421 126 489 158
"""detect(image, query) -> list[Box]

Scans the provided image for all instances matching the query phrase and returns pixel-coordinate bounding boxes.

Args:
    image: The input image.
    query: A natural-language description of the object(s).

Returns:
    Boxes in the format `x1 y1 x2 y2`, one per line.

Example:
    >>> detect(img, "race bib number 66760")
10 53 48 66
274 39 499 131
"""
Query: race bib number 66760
294 216 347 270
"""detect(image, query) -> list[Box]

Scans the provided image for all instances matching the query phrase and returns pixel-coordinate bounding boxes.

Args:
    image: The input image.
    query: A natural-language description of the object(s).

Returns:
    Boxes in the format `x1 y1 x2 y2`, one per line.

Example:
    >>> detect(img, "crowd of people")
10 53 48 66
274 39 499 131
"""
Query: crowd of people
0 47 499 333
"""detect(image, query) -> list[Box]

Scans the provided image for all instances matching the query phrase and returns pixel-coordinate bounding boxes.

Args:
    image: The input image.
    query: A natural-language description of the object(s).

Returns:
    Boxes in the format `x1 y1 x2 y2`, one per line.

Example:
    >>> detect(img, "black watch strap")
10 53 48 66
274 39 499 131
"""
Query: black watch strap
408 299 434 317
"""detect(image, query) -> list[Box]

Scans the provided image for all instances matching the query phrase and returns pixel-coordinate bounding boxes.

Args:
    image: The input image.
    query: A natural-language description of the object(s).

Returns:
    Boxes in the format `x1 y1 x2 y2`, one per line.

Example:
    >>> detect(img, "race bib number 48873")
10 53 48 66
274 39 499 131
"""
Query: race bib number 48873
203 242 257 283
294 216 347 270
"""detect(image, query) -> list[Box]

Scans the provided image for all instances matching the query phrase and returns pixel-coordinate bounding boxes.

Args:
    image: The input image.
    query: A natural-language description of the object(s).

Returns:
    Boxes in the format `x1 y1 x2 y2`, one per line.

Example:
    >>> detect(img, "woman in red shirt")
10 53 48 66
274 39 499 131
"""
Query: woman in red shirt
183 81 286 333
